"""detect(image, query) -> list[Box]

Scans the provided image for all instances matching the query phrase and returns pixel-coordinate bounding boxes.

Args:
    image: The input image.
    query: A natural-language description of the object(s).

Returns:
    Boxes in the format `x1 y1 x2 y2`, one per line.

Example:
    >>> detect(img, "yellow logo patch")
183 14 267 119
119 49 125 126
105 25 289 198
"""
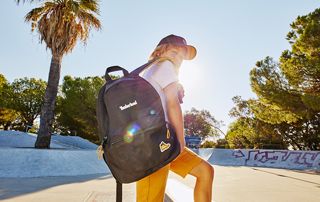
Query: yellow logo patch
159 141 171 152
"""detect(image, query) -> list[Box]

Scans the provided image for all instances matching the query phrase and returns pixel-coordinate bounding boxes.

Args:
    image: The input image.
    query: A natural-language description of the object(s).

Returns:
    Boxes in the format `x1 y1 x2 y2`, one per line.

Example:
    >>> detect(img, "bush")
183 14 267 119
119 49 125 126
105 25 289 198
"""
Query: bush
201 140 216 148
215 138 229 149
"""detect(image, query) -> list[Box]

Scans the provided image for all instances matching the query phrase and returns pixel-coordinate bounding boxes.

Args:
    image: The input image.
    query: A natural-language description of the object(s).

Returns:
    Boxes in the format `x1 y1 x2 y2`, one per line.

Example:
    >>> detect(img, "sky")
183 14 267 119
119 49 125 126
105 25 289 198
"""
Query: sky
0 0 319 136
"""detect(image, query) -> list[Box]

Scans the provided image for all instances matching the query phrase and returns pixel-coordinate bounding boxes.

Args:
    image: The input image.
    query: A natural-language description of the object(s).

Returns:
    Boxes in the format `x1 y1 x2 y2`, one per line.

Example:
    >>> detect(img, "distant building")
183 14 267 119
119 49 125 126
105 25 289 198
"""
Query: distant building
185 135 202 149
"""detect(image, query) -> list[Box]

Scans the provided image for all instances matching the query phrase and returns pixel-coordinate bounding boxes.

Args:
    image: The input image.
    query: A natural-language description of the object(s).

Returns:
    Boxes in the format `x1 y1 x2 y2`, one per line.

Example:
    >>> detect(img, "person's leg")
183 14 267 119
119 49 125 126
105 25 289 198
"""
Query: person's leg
170 147 214 202
188 160 214 202
136 164 170 202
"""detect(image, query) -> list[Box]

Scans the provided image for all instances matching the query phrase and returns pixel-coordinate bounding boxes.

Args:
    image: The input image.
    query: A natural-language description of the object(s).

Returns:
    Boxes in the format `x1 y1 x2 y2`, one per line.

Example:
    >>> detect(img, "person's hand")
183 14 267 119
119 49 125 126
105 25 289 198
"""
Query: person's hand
177 83 185 104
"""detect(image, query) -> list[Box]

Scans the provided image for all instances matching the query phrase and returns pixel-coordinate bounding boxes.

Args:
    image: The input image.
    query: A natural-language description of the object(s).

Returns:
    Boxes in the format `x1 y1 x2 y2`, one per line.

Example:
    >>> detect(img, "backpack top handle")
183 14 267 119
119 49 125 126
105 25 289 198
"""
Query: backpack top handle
105 66 129 82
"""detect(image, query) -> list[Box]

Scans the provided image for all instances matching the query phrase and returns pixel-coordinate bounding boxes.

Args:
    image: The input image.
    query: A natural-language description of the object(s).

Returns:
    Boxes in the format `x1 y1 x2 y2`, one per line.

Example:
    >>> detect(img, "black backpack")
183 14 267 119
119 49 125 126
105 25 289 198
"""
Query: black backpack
96 60 181 202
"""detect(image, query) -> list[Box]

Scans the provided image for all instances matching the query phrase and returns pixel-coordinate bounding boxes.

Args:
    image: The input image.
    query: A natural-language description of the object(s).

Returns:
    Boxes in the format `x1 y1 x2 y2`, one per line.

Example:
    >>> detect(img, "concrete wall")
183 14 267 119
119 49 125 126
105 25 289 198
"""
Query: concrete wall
0 148 109 178
206 149 320 170
1 148 319 178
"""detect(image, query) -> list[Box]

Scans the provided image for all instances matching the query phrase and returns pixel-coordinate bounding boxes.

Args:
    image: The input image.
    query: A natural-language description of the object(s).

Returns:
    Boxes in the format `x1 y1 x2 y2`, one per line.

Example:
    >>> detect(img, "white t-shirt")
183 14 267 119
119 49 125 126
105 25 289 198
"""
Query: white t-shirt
140 60 179 121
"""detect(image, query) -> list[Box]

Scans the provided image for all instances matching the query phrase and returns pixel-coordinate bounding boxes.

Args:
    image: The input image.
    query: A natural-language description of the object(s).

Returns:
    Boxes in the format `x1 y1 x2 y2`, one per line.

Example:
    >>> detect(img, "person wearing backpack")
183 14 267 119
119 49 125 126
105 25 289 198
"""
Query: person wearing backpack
136 34 215 202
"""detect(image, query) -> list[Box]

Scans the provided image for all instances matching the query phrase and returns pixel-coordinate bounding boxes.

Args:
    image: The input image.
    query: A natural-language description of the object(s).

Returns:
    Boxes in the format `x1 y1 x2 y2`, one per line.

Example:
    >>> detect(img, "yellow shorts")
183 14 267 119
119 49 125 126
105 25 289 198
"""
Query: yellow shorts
136 147 203 202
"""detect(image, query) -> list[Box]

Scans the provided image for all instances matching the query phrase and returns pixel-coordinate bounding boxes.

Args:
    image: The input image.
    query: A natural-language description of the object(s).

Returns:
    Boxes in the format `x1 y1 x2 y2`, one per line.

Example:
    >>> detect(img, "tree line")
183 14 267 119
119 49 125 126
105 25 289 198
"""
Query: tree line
225 8 320 151
0 74 222 144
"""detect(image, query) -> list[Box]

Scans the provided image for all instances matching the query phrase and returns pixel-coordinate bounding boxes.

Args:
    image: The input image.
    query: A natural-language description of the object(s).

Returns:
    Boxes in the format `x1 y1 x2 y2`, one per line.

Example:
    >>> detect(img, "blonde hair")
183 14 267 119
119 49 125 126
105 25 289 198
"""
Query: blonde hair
149 44 179 61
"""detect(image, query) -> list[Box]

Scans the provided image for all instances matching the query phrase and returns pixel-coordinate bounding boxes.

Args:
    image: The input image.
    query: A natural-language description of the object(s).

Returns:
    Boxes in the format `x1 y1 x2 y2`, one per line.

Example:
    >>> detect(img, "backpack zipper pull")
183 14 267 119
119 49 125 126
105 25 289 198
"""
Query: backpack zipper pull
97 145 104 160
166 124 171 139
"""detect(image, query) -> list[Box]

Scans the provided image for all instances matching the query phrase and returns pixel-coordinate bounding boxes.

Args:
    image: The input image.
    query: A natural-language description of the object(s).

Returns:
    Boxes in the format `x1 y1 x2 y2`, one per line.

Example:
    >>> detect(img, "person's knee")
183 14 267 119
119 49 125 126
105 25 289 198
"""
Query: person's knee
203 162 214 180
191 161 214 181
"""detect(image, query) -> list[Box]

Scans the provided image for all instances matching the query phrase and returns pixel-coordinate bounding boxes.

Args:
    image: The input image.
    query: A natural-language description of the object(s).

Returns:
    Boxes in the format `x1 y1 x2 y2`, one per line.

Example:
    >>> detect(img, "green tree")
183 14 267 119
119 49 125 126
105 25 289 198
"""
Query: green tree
6 77 46 129
235 8 320 150
275 115 320 150
184 108 222 138
0 74 20 130
200 140 216 148
250 57 311 122
281 8 320 95
226 119 254 149
215 138 229 149
227 96 286 149
56 76 104 142
17 0 101 148
0 74 9 108
0 109 20 130
250 57 320 150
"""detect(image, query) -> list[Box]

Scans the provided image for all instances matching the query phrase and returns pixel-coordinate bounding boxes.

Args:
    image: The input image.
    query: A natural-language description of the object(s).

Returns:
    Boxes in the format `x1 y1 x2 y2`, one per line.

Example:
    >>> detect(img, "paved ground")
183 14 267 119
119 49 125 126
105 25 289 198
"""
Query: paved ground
0 174 136 202
171 165 320 202
0 165 319 202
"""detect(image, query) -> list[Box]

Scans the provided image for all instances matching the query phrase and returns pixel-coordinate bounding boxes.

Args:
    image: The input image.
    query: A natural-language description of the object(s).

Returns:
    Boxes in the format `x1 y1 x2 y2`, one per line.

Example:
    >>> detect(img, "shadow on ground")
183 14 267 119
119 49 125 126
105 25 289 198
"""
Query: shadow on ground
0 174 111 200
251 167 320 187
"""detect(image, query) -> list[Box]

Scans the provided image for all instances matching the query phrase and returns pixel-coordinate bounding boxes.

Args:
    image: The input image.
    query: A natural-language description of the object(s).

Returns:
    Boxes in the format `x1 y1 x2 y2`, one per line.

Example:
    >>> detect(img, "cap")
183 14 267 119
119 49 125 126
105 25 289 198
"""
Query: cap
157 34 197 60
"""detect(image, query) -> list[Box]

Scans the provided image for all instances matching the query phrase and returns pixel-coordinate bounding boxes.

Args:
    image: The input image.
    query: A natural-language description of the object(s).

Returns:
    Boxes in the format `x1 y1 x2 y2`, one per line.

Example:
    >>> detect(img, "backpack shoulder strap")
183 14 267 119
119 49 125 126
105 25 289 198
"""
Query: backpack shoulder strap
96 83 108 144
130 57 170 76
130 60 156 76
116 181 122 202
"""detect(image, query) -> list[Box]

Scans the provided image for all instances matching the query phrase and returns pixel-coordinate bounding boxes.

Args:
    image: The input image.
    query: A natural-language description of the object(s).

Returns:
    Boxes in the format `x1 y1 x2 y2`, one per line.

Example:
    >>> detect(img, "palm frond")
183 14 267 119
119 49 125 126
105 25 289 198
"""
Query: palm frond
79 0 100 14
25 6 51 22
23 0 101 56
78 10 101 30
16 0 44 4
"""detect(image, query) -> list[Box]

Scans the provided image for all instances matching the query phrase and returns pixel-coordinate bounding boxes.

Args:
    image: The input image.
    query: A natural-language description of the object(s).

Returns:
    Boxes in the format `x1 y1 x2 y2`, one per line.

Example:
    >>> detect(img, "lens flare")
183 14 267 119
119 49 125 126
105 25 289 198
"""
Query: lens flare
149 109 156 115
124 123 141 143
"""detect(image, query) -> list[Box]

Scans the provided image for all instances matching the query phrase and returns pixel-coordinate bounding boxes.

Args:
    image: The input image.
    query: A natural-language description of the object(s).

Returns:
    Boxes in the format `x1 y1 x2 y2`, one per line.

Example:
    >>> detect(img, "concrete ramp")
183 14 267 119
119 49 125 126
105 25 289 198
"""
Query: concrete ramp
192 148 214 161
0 130 98 149
0 148 109 178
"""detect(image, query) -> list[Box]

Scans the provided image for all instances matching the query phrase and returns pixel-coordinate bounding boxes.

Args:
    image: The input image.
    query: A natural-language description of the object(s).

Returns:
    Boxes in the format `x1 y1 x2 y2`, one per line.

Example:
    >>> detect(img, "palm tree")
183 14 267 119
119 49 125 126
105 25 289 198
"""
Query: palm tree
16 0 101 148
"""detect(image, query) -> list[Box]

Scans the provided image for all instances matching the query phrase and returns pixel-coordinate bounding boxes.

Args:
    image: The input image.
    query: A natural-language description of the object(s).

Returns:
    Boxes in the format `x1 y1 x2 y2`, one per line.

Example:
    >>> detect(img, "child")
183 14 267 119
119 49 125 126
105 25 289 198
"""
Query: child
137 35 214 202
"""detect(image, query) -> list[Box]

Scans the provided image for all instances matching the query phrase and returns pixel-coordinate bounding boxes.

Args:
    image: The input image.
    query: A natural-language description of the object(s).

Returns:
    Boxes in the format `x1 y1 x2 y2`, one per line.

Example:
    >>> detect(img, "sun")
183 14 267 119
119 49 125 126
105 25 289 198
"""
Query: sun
179 61 202 92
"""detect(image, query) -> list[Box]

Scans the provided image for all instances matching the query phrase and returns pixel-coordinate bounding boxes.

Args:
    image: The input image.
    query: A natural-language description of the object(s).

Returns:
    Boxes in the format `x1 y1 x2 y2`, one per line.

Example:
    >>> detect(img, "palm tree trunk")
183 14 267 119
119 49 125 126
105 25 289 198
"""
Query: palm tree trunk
35 55 62 149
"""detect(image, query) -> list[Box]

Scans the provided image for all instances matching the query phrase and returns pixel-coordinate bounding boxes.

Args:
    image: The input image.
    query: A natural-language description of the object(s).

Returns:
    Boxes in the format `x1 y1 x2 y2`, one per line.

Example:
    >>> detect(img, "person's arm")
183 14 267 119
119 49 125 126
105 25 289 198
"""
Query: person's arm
163 82 185 152
177 83 185 104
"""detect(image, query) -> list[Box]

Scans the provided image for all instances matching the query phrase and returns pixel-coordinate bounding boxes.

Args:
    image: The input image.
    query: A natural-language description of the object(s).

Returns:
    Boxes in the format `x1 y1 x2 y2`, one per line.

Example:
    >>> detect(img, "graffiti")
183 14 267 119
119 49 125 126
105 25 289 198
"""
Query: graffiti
232 150 320 169
232 150 245 158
